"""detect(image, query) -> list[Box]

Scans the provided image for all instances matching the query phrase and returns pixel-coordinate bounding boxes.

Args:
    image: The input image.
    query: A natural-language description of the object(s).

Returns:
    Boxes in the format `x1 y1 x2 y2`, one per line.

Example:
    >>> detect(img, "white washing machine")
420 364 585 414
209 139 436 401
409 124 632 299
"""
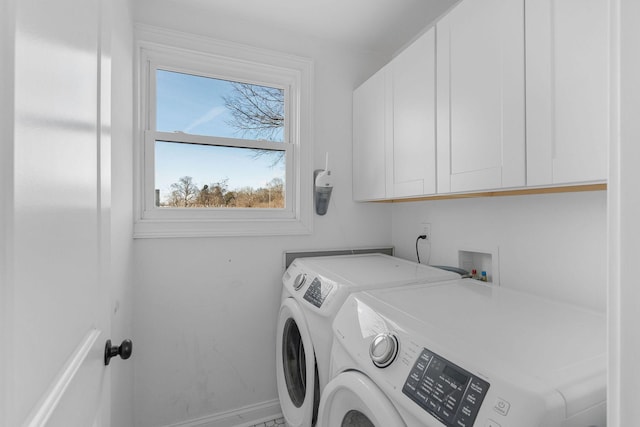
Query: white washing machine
319 279 606 427
276 253 461 427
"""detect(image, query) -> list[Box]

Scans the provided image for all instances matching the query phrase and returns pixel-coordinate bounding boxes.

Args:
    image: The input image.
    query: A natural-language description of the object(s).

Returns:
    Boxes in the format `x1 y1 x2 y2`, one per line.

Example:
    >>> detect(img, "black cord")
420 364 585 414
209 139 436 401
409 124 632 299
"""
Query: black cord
416 235 427 263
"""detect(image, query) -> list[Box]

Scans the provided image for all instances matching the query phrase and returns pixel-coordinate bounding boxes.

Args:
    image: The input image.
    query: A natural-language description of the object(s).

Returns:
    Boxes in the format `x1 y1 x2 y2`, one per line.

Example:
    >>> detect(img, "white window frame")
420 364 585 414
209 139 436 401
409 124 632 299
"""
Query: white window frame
134 25 313 238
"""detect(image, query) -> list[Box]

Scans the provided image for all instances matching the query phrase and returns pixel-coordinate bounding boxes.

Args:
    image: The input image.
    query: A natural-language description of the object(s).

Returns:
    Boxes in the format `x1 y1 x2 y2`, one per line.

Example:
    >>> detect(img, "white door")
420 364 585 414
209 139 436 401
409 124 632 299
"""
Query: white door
1 0 120 425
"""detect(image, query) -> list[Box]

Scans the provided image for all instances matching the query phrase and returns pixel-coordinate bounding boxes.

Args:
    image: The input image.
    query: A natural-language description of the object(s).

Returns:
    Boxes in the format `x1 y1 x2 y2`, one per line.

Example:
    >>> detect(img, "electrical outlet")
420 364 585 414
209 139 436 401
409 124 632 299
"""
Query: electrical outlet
420 222 431 241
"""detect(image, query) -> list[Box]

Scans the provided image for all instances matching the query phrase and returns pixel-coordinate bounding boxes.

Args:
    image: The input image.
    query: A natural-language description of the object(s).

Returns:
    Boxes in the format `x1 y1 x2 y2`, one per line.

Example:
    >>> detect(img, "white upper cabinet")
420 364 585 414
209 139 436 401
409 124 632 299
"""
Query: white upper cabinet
353 0 607 202
390 28 437 198
526 0 609 186
436 0 526 193
353 28 436 201
353 66 388 201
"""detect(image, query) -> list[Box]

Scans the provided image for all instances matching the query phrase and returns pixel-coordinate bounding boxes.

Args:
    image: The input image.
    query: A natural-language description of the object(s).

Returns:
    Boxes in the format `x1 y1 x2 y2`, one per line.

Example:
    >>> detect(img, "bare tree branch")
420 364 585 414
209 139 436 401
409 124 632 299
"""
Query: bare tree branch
223 83 285 141
223 82 285 165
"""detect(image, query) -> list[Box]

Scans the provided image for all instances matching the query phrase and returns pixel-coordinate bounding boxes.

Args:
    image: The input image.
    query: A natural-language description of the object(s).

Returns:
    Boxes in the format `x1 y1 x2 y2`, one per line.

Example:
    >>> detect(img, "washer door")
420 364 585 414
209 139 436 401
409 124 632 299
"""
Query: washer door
317 371 405 427
276 298 319 427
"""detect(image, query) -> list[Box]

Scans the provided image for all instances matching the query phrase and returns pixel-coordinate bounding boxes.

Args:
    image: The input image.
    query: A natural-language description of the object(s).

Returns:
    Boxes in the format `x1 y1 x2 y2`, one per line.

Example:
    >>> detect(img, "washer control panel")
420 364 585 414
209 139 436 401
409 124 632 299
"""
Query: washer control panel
403 348 490 427
303 277 334 308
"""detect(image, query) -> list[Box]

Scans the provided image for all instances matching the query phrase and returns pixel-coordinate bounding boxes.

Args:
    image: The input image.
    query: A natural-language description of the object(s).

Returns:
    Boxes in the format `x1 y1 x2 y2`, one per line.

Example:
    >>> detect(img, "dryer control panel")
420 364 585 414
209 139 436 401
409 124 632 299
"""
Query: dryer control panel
403 348 490 427
303 277 334 308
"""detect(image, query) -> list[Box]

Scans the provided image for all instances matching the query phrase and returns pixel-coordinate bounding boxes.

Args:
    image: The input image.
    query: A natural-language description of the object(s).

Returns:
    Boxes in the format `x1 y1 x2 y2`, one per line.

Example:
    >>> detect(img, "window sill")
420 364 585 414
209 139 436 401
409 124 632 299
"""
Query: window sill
133 217 313 238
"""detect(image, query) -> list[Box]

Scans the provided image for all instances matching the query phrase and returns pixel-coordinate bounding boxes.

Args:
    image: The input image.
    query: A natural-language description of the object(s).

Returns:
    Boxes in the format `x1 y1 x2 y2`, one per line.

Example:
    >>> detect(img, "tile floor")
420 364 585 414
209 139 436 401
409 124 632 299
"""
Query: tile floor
249 417 285 427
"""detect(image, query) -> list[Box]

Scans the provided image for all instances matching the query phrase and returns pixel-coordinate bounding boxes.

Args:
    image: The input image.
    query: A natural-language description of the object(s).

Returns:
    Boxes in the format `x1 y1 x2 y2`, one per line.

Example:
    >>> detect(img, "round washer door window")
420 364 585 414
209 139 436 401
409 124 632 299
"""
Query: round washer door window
317 371 405 427
342 409 375 426
282 317 306 407
276 298 319 427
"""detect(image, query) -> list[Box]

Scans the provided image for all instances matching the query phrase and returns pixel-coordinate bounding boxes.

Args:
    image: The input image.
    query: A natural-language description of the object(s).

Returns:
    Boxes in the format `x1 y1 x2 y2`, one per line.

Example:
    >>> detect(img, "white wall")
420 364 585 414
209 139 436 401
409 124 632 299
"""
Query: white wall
131 4 391 426
110 0 135 425
392 191 607 311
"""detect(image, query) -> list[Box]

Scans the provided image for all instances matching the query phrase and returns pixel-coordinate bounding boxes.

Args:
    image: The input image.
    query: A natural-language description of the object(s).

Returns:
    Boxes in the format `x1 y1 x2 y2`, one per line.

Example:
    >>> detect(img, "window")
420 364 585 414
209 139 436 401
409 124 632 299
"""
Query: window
134 27 313 237
153 70 287 209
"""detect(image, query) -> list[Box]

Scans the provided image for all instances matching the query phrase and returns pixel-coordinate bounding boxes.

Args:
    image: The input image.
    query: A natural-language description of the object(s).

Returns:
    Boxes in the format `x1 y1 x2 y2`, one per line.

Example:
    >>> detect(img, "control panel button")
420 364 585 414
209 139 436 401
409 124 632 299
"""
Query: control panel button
415 359 428 372
457 403 479 427
465 392 479 405
409 369 424 382
460 405 473 417
420 352 433 363
414 389 430 405
485 420 502 427
493 398 511 416
470 379 488 395
440 406 455 423
419 382 434 396
404 380 418 393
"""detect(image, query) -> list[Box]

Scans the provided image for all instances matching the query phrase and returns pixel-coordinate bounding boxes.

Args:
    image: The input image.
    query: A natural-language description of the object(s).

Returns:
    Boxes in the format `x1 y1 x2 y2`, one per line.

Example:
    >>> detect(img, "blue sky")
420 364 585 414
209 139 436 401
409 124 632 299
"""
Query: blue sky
155 70 285 199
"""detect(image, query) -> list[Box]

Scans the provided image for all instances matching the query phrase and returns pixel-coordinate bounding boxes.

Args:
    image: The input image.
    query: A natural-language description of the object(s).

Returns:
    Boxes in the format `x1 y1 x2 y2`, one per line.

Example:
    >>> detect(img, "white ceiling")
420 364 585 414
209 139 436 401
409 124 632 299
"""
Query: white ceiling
156 0 458 57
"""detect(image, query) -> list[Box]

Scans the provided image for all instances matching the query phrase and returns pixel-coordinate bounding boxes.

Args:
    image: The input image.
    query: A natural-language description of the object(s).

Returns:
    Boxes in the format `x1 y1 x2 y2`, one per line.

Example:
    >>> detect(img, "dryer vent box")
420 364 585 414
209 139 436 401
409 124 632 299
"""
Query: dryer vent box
458 248 499 285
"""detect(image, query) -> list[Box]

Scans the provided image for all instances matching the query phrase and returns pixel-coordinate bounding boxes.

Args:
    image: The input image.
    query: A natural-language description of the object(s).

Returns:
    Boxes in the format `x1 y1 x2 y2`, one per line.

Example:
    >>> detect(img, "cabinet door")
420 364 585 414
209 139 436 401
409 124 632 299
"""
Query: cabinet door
437 0 526 193
391 28 437 197
526 0 609 185
353 67 389 201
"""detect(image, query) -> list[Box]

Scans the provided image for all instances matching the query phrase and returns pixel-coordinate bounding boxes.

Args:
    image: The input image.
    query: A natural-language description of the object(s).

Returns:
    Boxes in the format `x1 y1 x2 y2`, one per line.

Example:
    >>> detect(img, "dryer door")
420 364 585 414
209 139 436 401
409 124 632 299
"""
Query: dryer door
276 298 319 427
317 371 406 427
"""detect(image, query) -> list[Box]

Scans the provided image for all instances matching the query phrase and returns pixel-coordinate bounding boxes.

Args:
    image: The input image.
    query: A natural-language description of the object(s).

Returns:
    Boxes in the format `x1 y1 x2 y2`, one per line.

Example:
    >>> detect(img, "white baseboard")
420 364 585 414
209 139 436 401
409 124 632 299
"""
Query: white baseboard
162 399 283 427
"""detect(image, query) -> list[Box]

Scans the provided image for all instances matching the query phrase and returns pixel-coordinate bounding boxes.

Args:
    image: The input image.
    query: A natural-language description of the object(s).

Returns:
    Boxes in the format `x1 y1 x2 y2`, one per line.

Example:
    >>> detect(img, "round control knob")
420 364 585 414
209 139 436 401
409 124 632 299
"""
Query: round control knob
369 332 398 368
293 273 307 291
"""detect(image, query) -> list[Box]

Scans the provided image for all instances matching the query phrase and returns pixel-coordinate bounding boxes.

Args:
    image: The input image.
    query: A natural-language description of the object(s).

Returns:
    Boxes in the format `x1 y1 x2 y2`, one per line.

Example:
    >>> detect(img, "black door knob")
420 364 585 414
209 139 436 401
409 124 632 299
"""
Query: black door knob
104 339 133 365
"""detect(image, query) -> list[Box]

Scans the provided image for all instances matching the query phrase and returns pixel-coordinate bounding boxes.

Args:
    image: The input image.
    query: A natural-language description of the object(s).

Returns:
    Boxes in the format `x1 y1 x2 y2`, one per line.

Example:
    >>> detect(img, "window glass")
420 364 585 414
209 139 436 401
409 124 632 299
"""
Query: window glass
154 69 287 209
156 69 285 142
154 141 285 208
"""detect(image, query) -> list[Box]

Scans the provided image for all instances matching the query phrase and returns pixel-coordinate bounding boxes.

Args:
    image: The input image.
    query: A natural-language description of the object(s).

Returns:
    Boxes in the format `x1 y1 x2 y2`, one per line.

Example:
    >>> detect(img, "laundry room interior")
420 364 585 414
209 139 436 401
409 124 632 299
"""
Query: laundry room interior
2 0 639 427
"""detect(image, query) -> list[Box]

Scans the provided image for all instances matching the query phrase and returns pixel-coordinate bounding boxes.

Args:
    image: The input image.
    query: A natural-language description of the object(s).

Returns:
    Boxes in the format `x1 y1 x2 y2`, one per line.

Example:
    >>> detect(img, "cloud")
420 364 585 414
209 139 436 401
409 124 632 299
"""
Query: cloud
183 106 226 134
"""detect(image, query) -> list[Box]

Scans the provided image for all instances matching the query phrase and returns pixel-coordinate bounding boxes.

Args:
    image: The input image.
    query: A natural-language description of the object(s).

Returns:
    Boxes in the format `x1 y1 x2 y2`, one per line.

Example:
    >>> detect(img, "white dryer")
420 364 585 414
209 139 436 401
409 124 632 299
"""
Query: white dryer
276 254 460 427
319 279 606 427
